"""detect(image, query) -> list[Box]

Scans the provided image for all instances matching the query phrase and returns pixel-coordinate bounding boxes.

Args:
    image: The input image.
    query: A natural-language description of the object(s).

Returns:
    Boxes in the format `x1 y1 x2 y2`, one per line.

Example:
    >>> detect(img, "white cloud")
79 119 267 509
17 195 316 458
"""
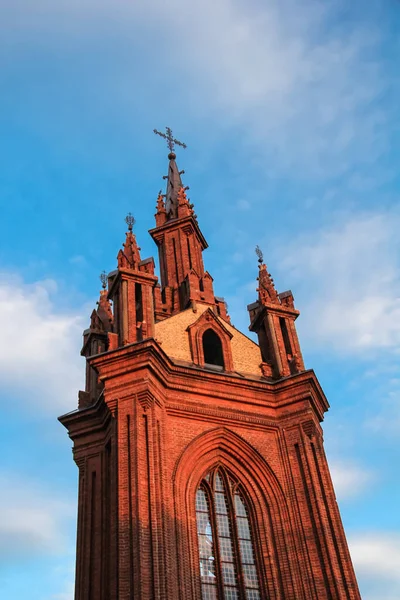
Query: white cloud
330 461 374 501
349 533 400 599
275 210 400 433
278 211 400 354
351 534 400 578
364 384 400 435
184 0 386 176
0 0 390 177
0 472 75 562
0 274 84 413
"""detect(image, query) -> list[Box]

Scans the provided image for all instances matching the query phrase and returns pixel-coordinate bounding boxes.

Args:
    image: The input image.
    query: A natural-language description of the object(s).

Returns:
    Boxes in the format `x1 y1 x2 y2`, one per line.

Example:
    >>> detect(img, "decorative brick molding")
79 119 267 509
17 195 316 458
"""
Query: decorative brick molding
302 419 317 439
137 390 155 411
106 397 118 416
260 361 274 378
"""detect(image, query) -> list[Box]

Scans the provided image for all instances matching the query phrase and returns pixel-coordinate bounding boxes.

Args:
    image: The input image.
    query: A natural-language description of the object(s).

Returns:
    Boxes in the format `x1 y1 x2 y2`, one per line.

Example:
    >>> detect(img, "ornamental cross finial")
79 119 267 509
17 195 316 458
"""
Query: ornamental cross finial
125 212 135 231
153 127 187 154
100 270 107 289
255 245 264 264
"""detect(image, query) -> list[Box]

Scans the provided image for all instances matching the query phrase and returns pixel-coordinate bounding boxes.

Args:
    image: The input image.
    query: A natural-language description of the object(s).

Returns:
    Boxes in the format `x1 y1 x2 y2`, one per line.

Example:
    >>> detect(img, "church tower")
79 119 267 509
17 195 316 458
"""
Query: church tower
59 130 361 600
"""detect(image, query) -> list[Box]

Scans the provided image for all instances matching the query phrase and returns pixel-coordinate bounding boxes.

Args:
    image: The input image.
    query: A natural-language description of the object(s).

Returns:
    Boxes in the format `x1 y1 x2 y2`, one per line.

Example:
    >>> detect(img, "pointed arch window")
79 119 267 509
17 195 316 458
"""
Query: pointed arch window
195 468 263 600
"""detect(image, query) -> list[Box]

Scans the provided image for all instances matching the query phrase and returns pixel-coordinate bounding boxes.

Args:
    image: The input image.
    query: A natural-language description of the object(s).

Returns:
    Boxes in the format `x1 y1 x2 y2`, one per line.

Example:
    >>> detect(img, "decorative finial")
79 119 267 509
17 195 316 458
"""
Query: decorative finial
100 270 107 289
125 212 135 231
153 127 187 156
255 245 264 264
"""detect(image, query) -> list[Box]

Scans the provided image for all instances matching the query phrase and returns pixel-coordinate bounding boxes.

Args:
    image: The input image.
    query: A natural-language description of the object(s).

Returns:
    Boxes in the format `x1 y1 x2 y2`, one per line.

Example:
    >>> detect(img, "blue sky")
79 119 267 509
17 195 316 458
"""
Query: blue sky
0 0 399 598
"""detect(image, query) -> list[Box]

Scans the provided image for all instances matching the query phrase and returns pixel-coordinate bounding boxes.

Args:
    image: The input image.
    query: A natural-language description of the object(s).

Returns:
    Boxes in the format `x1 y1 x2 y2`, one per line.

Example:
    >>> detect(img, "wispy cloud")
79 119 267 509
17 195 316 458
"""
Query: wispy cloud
68 255 87 267
0 274 84 413
0 0 392 179
167 0 388 177
349 533 400 599
278 211 400 354
0 472 75 562
274 209 400 439
236 199 251 211
364 381 400 435
330 461 375 501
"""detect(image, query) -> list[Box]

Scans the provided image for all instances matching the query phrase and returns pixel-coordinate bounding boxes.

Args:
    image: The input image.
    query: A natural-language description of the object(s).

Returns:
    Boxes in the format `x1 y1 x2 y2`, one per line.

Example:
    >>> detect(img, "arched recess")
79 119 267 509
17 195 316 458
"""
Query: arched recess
202 328 224 367
187 308 234 371
173 427 303 600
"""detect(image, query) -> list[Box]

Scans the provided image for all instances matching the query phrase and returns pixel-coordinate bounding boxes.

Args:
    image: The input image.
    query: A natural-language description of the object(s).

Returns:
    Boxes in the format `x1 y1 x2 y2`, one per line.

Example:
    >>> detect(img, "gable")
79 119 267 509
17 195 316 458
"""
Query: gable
154 303 262 376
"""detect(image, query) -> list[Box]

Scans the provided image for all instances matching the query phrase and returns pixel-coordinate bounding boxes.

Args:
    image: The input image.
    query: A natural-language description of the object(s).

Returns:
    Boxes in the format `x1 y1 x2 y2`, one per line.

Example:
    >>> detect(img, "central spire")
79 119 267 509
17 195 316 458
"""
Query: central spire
150 127 217 314
154 127 187 219
164 153 185 218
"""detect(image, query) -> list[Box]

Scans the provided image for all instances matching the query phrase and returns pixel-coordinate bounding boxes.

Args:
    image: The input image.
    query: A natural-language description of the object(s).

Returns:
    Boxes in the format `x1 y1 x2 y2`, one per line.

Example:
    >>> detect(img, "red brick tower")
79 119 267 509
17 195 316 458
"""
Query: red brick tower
60 131 361 600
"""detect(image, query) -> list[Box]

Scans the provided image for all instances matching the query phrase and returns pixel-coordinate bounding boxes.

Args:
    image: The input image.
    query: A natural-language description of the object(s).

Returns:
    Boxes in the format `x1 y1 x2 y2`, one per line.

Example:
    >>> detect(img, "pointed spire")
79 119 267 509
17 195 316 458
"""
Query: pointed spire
118 213 141 269
88 272 114 333
156 190 166 213
90 308 102 330
177 185 193 218
155 190 167 226
97 271 113 331
255 246 279 305
97 289 113 329
154 127 187 221
165 153 185 219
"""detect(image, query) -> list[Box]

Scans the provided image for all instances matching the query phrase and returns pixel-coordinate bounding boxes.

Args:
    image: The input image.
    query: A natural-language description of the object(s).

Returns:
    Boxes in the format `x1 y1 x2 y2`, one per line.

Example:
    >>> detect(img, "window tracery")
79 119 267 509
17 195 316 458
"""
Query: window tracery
195 468 262 600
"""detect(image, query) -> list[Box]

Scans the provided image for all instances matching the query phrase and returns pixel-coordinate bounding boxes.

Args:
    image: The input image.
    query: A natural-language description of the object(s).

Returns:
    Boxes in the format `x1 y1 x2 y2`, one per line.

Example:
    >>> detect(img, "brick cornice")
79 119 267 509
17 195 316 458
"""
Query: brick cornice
149 214 208 250
249 303 300 333
166 400 321 431
58 394 112 440
107 267 158 297
87 338 328 421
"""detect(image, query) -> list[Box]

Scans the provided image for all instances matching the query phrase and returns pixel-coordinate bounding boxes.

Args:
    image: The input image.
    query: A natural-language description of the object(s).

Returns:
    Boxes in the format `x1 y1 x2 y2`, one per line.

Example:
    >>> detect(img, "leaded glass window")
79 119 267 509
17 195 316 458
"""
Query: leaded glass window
195 468 263 600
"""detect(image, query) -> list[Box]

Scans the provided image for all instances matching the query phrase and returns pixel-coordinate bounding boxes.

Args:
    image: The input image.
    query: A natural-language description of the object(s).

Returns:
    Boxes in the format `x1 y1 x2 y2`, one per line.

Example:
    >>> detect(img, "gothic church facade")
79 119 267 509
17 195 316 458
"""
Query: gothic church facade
60 137 360 600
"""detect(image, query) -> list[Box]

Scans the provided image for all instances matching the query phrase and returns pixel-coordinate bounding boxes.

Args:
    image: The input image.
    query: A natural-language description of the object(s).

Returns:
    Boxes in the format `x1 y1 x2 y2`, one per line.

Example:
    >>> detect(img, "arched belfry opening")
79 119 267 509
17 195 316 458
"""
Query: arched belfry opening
196 467 262 599
203 329 224 368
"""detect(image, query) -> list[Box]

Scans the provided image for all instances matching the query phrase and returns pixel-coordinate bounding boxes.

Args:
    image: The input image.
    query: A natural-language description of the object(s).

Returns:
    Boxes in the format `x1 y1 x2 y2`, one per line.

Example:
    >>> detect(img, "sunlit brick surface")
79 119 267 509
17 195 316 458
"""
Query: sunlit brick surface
60 149 361 600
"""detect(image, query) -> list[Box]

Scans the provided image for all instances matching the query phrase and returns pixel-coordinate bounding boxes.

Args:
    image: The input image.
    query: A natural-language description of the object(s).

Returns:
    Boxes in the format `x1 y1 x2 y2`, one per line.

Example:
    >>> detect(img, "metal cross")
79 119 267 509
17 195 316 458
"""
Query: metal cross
125 212 135 231
153 127 187 153
100 271 108 289
255 245 264 264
